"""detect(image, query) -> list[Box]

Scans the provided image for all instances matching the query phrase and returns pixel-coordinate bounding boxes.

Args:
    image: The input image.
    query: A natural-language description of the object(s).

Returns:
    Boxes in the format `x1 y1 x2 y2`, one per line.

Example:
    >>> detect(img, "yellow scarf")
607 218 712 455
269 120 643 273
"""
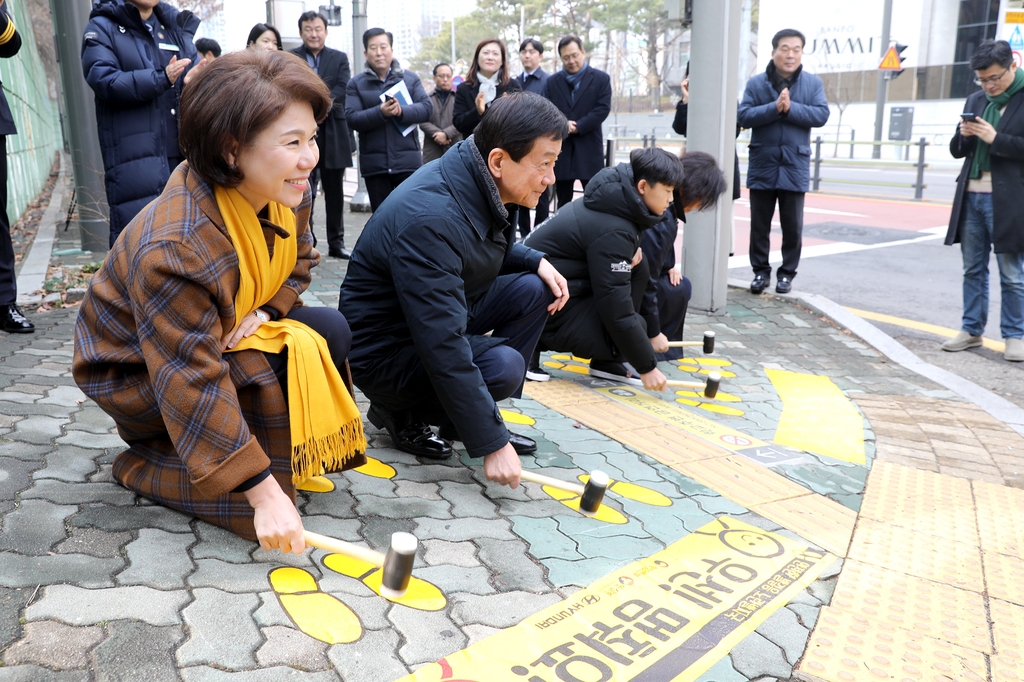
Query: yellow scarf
216 185 366 484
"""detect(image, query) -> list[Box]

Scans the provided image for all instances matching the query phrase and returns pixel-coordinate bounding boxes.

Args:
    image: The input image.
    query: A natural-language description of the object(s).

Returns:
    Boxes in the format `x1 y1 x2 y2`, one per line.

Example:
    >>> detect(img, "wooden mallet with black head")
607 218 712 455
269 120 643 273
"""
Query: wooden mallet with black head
303 530 418 600
666 370 722 399
666 331 716 354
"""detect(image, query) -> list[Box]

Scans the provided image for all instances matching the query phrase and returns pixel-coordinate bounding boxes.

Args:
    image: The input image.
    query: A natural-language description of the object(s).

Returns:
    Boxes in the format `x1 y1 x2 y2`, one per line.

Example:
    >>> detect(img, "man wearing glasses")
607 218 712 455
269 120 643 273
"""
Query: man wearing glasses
945 39 1024 362
738 28 829 296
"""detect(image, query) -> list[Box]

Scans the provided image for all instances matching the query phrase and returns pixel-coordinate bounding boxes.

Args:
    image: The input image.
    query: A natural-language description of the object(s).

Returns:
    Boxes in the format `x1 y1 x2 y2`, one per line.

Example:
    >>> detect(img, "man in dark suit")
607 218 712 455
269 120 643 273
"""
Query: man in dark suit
542 36 611 209
0 0 31 334
516 38 550 238
292 10 353 258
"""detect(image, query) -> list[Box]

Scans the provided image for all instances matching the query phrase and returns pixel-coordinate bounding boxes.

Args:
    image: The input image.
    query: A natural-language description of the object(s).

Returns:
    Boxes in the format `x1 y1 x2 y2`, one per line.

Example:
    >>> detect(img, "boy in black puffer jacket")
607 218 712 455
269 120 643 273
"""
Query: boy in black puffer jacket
524 147 684 390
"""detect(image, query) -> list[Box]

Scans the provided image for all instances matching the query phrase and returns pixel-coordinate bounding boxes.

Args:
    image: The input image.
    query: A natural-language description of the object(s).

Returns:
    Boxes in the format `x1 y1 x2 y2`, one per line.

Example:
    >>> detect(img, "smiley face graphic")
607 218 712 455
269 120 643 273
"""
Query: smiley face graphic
718 529 785 558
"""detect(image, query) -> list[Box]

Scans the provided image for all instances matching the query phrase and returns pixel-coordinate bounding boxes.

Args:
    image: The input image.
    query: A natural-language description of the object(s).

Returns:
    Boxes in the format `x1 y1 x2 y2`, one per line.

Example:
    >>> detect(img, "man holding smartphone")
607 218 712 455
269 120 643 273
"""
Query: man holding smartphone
945 39 1024 362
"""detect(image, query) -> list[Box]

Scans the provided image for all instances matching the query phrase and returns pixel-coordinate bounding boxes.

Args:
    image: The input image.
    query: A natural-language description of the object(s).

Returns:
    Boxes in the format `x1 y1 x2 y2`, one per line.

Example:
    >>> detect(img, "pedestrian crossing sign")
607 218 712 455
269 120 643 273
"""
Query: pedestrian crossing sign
1010 26 1024 51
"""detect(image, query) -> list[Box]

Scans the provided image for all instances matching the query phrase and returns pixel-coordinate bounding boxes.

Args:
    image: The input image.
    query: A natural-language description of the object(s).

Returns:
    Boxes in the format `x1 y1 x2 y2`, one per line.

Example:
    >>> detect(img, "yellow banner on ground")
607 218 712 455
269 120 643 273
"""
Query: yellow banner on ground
766 369 866 465
397 518 834 682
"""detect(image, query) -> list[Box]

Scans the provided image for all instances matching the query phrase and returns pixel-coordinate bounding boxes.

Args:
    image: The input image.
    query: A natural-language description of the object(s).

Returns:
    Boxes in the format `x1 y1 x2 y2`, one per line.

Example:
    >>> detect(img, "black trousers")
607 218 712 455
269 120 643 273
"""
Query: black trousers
309 165 347 253
517 187 550 239
263 307 352 401
555 178 589 210
654 274 692 362
748 188 805 280
0 135 13 304
365 172 414 212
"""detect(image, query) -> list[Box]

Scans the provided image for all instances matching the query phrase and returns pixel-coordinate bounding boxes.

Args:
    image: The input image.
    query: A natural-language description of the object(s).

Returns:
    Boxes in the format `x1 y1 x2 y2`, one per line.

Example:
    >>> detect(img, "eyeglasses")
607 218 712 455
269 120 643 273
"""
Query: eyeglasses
975 67 1010 86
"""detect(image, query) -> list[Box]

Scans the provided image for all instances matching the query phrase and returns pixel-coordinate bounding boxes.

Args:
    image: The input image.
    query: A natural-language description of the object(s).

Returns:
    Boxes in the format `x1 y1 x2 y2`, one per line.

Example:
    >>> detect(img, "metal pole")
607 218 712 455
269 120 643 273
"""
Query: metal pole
451 7 456 65
685 0 741 313
50 0 109 254
350 0 371 212
605 139 615 167
850 128 855 159
914 137 927 200
812 136 822 191
872 0 893 159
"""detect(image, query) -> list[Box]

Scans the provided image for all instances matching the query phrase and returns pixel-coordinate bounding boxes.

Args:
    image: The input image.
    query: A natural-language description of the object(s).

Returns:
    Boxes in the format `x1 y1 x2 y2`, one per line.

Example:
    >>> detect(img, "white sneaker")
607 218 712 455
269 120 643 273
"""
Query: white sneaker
1006 337 1024 362
941 331 983 352
525 366 550 382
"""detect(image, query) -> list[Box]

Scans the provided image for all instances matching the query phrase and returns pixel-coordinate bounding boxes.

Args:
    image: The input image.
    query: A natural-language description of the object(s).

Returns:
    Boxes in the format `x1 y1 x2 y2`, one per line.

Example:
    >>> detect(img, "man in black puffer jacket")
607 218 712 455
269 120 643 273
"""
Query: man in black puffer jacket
82 0 199 247
525 147 683 390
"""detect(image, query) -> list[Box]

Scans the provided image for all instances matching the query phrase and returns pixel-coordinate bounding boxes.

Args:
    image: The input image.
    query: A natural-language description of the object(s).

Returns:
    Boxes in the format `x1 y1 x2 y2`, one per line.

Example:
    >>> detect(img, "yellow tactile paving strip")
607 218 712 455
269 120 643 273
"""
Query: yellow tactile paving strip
798 607 989 682
829 559 991 654
523 380 857 557
859 462 979 547
984 550 1024 607
974 480 1024 558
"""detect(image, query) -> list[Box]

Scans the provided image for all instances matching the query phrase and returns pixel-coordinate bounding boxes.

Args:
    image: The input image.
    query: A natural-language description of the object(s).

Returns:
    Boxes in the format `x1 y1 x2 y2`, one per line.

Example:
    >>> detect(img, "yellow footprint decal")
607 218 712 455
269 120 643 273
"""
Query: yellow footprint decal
541 485 628 524
296 475 335 493
542 361 590 375
269 567 362 644
353 456 397 479
577 475 672 507
322 553 447 611
499 409 536 426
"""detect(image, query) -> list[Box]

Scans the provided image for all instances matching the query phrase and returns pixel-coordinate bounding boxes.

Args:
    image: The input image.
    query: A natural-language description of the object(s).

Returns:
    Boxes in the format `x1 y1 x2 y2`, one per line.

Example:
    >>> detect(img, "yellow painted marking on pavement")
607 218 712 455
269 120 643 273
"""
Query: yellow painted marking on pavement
829 559 991 653
571 355 591 364
679 357 733 367
550 354 573 361
845 305 1007 352
322 553 447 611
578 474 673 507
750 495 856 558
766 369 865 465
676 397 701 407
973 479 1024 557
698 403 744 417
353 456 397 479
296 475 335 493
269 567 363 644
399 517 834 682
676 389 742 403
797 606 988 682
540 485 628 524
499 409 535 426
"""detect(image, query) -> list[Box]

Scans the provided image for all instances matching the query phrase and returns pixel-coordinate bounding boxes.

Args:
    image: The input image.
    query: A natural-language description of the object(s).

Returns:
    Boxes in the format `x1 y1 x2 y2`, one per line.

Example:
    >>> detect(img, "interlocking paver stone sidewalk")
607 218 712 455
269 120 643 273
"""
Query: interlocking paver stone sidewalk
4 186 1024 681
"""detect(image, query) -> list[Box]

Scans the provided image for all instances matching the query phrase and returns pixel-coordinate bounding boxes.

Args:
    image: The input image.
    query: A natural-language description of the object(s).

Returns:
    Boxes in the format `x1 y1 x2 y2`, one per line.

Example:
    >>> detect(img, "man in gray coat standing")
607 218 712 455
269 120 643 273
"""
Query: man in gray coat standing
738 28 829 295
420 63 461 163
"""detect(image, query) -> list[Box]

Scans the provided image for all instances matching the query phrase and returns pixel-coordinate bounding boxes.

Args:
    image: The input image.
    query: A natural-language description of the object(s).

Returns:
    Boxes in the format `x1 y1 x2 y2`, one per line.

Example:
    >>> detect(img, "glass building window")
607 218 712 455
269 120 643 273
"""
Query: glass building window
951 0 1000 98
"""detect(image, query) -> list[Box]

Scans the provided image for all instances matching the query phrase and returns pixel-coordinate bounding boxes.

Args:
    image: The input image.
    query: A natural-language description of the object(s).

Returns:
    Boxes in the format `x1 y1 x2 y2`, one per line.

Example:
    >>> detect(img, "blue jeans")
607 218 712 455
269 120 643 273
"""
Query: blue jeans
960 192 1024 339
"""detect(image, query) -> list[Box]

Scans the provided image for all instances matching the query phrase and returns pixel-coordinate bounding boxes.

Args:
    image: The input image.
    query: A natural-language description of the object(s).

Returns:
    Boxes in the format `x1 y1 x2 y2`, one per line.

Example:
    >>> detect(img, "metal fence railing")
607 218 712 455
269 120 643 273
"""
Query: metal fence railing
809 137 930 200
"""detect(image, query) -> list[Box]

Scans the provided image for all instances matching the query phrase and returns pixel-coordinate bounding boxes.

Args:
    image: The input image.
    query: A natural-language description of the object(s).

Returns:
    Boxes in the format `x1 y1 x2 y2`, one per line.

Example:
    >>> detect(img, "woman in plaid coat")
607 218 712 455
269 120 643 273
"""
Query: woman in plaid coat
73 50 365 551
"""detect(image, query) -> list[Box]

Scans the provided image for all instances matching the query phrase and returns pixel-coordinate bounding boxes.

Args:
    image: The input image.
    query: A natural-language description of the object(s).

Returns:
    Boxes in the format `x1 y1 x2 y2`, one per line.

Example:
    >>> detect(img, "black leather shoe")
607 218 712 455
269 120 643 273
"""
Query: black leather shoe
438 426 538 456
366 405 452 459
750 275 768 295
0 304 34 333
328 247 352 260
775 276 792 294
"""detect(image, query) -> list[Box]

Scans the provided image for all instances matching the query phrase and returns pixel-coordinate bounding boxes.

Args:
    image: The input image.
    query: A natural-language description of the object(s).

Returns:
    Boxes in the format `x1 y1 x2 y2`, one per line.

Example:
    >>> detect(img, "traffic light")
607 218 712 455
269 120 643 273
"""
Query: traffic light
887 44 908 80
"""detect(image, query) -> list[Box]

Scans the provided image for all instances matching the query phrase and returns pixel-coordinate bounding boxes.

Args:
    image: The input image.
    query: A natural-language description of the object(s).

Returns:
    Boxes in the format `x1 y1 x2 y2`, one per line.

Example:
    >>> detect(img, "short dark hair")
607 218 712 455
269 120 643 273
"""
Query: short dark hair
467 38 511 88
771 29 805 49
520 38 543 54
630 147 685 189
474 92 568 162
179 50 332 188
297 10 327 32
363 27 393 50
971 39 1014 71
433 62 452 76
675 151 727 211
195 37 221 58
247 23 282 51
557 35 583 55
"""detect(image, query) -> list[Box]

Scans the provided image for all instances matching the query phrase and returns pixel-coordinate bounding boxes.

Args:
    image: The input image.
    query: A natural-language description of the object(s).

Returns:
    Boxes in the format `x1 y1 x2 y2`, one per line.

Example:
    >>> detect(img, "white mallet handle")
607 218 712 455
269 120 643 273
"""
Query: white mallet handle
304 531 385 567
519 470 586 496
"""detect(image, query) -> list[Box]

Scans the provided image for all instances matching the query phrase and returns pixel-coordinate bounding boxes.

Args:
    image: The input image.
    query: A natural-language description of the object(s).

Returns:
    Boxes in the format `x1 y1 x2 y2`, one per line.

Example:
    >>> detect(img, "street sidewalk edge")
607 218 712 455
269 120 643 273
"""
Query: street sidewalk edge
16 151 68 305
726 277 1024 438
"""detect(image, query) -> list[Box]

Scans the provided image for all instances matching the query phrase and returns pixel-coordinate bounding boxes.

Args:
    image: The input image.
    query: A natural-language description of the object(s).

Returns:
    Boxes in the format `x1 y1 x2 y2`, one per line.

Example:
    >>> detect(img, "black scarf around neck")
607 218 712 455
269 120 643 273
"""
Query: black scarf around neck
767 61 802 92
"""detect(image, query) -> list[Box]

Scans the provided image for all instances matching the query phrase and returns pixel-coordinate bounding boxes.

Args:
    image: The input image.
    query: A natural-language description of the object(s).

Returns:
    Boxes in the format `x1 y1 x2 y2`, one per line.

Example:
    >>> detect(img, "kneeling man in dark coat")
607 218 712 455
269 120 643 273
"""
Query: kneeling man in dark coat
339 93 569 488
524 147 683 390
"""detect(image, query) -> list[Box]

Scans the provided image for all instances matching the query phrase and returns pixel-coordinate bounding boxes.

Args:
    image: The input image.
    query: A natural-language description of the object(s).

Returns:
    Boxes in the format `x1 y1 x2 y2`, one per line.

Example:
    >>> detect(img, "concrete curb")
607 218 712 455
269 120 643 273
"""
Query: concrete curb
16 153 67 306
727 276 1024 438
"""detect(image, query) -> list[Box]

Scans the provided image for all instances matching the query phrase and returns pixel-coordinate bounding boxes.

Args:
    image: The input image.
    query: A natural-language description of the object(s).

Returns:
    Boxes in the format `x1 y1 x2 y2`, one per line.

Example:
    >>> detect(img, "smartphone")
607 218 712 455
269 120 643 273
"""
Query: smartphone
384 94 395 102
961 113 978 122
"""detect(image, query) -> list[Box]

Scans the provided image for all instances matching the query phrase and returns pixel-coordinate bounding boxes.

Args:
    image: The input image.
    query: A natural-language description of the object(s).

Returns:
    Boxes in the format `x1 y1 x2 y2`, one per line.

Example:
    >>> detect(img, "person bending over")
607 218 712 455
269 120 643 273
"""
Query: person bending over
642 151 727 361
73 50 366 553
339 93 569 489
524 147 683 388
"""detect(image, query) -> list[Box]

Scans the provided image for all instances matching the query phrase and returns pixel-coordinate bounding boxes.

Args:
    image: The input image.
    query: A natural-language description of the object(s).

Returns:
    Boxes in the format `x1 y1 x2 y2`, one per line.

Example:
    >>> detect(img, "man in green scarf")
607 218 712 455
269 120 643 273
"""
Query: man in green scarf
945 39 1024 362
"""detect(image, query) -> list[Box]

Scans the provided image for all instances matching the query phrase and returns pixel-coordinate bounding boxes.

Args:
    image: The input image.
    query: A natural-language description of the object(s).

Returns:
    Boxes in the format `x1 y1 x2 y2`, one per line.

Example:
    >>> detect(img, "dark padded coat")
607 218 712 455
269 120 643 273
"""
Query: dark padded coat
290 45 352 169
947 88 1024 254
345 59 431 177
452 77 521 138
737 68 829 193
542 66 612 182
524 163 664 373
673 101 741 201
82 0 199 244
339 138 544 458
